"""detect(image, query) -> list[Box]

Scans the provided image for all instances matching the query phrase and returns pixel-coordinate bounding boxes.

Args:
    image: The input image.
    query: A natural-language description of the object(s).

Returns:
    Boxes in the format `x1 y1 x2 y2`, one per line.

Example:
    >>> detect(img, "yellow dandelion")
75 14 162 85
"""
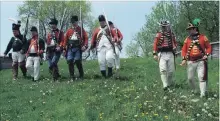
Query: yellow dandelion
164 116 168 119
154 113 159 116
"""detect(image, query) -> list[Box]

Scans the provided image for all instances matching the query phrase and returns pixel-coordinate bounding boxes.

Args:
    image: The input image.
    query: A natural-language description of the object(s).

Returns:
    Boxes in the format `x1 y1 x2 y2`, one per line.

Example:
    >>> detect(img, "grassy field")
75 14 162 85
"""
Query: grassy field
0 57 219 121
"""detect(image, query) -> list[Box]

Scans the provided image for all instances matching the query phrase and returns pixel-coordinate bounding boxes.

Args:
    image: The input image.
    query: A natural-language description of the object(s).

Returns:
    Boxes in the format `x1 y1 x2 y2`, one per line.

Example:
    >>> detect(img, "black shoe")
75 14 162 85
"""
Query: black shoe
32 77 36 82
108 67 113 77
101 70 106 78
163 87 168 91
23 73 27 78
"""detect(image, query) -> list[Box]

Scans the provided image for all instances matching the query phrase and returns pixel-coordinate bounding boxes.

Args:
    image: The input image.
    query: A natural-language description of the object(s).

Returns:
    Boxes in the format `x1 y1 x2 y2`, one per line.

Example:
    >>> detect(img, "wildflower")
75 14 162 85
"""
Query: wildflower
142 113 145 117
164 116 168 119
163 96 168 100
29 100 33 103
196 113 200 117
145 112 148 115
134 114 138 118
43 93 45 96
158 106 162 109
208 113 212 117
202 108 206 112
180 95 187 98
214 94 217 98
154 113 159 116
204 102 208 107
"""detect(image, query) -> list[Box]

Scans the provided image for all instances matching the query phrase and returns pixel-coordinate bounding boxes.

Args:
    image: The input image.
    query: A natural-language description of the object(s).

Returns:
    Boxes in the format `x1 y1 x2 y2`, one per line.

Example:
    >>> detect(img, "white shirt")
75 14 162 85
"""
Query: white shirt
97 27 112 51
30 45 36 53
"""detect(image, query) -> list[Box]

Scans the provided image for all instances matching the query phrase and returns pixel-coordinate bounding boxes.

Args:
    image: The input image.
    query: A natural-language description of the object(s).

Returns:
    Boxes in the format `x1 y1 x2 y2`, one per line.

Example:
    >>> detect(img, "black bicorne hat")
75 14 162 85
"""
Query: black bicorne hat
12 23 20 30
49 18 58 25
71 16 78 23
98 15 105 22
30 26 38 32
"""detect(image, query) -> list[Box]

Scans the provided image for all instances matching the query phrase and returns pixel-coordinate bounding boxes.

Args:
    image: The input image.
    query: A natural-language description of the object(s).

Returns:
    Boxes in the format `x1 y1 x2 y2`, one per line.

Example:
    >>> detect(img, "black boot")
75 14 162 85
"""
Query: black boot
49 66 53 75
101 70 106 78
19 61 27 78
76 60 84 79
108 67 113 77
68 61 75 80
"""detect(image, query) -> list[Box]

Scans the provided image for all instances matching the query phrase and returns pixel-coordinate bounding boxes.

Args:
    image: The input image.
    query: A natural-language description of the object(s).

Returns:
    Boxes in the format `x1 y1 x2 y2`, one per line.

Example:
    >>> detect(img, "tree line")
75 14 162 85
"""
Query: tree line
126 1 219 57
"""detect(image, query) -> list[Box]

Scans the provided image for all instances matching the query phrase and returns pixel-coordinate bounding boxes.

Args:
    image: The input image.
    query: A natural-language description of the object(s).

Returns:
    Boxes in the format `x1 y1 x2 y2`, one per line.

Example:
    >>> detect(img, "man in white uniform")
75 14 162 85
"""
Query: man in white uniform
90 15 118 78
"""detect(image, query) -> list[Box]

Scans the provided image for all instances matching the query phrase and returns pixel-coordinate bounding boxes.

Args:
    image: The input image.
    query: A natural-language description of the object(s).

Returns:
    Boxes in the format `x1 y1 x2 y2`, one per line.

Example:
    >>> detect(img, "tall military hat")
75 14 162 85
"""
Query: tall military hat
12 23 20 30
49 18 58 25
186 18 201 30
71 15 78 23
98 15 105 22
159 20 170 26
30 26 38 32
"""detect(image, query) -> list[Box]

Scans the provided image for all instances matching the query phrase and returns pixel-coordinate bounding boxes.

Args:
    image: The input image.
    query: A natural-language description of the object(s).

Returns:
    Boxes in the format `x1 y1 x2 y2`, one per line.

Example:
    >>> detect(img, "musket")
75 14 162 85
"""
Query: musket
102 8 116 55
80 2 90 60
57 8 67 45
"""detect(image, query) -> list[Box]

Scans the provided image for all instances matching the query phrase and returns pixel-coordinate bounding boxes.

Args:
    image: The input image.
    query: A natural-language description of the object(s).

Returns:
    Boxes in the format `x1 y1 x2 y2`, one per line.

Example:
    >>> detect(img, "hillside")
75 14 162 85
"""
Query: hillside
0 58 219 121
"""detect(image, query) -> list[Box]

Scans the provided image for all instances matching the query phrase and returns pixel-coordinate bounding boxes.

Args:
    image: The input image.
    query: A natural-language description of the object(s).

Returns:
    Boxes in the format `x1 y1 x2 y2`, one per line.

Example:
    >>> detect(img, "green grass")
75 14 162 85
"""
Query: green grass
0 57 219 121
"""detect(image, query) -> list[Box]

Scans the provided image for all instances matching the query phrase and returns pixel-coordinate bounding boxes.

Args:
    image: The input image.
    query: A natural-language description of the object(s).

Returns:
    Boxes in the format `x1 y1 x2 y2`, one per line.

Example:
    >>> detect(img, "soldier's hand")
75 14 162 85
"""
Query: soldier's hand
91 49 95 53
202 55 208 60
180 60 187 66
153 55 158 61
81 46 86 52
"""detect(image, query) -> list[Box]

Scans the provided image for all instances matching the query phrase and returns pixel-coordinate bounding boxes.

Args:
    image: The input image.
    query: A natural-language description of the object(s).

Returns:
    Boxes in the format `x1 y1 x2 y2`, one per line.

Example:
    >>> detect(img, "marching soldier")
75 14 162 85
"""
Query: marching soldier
4 22 27 80
153 20 177 91
46 18 64 81
90 15 118 78
108 21 123 71
26 26 45 82
63 15 88 81
180 18 212 98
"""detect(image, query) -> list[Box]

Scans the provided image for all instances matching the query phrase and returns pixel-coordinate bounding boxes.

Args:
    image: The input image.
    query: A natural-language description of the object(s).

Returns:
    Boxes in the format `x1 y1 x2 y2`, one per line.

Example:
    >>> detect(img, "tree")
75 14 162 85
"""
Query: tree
125 41 140 58
18 1 92 40
126 1 219 57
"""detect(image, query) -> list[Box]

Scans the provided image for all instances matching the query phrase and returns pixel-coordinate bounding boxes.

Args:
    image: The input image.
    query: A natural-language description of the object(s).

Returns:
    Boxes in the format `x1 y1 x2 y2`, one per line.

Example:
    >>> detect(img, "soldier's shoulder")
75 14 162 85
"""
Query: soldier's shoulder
155 32 161 37
199 34 209 41
184 36 190 43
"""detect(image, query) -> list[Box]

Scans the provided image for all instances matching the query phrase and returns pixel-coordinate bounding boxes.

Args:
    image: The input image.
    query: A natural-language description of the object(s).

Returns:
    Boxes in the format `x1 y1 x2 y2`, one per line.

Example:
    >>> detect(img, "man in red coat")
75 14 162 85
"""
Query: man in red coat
153 20 177 91
108 21 123 71
63 15 88 81
180 19 212 98
26 26 45 82
90 15 118 78
46 18 65 81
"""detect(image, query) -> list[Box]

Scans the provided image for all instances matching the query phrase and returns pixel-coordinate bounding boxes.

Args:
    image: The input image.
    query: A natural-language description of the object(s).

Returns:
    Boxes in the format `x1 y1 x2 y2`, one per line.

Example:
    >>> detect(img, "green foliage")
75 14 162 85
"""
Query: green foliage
126 1 219 57
0 58 219 121
17 1 94 40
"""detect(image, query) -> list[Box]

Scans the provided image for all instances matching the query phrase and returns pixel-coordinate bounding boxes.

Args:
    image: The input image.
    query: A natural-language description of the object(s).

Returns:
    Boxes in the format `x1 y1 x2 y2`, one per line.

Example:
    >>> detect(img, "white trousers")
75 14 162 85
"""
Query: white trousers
158 52 175 88
97 46 115 71
12 52 25 63
187 61 207 96
26 56 40 80
114 44 120 69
